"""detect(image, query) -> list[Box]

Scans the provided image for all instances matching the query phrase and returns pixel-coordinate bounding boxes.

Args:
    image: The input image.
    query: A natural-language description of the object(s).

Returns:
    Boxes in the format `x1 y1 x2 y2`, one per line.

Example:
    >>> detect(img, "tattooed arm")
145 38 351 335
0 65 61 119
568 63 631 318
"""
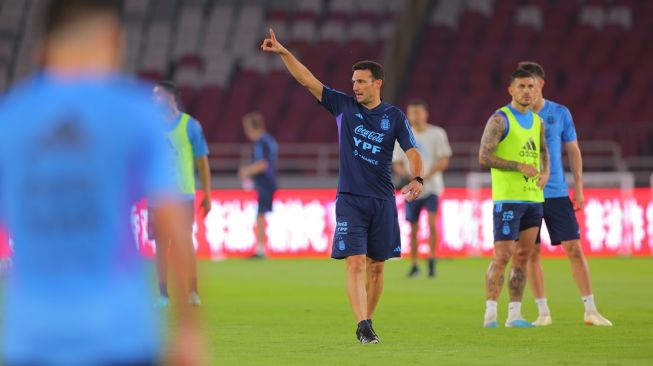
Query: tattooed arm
478 114 537 176
537 120 550 188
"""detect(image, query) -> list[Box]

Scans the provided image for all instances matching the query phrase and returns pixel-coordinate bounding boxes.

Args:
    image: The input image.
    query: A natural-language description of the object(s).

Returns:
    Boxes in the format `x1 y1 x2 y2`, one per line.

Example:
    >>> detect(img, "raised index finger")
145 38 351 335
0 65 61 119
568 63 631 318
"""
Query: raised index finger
269 28 277 42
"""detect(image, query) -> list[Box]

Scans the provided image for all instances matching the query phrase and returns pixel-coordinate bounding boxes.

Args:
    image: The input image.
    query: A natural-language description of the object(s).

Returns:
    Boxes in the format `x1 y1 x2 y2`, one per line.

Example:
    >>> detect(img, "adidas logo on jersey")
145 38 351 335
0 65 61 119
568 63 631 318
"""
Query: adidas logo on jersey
519 137 538 158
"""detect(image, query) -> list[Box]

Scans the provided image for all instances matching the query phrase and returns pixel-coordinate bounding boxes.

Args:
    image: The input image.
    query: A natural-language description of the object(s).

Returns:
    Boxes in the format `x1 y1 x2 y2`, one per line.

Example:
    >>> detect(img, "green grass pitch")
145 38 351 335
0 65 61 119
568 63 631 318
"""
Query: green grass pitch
198 257 652 366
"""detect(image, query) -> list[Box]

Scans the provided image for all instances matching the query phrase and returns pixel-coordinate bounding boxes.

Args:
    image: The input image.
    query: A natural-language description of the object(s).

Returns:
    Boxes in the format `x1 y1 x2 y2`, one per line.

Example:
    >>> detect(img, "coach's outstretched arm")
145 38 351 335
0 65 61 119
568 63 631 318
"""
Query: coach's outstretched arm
261 28 323 101
479 113 538 177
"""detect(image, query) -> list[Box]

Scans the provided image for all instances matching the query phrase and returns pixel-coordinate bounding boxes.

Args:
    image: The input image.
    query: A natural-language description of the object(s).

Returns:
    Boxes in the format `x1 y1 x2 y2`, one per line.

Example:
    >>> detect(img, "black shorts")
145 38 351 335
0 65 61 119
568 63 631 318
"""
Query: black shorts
536 196 581 245
331 193 402 261
493 202 543 242
405 194 438 223
257 188 276 215
148 200 195 241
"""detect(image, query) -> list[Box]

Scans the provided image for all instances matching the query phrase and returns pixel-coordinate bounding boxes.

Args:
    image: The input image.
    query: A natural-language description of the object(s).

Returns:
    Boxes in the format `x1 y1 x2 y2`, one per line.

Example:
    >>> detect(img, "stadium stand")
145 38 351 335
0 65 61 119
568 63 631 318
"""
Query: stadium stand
0 0 650 182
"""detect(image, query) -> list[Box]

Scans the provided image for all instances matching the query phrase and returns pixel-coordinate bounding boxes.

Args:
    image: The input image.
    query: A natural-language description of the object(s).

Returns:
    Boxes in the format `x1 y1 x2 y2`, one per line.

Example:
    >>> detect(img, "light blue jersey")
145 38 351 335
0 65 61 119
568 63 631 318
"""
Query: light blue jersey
0 72 172 365
537 99 577 198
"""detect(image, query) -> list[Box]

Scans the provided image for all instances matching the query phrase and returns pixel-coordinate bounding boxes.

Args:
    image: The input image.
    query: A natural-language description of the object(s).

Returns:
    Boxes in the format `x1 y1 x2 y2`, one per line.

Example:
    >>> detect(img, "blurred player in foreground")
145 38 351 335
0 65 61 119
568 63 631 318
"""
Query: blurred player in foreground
518 61 612 326
239 112 278 258
0 0 204 364
262 29 424 344
479 69 550 328
393 99 451 278
152 80 212 307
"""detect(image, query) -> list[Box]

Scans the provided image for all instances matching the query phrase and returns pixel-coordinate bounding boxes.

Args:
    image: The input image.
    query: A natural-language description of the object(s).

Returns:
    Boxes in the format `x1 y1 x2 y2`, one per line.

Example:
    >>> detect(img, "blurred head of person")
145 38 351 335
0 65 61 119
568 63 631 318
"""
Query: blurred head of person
153 80 182 120
508 69 536 109
242 112 266 142
352 60 384 107
42 0 124 74
518 61 546 101
406 99 429 132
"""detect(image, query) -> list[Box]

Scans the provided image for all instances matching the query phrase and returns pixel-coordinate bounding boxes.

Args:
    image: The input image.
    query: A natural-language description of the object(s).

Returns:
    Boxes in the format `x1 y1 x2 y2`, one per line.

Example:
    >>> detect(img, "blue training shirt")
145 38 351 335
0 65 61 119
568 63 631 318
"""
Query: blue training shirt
0 72 172 365
537 99 577 198
320 85 417 200
252 132 278 192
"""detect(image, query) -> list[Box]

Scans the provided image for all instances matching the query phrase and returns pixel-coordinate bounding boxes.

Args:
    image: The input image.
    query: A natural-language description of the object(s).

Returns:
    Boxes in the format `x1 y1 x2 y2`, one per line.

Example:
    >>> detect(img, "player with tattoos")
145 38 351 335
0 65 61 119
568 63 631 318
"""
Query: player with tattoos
479 69 550 328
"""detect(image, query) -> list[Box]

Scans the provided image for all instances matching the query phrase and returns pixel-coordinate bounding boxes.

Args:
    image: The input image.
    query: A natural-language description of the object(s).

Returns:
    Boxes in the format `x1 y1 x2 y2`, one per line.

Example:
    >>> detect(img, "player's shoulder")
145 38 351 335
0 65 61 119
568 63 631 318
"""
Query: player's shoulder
381 102 405 117
324 84 356 101
545 99 572 116
0 73 44 113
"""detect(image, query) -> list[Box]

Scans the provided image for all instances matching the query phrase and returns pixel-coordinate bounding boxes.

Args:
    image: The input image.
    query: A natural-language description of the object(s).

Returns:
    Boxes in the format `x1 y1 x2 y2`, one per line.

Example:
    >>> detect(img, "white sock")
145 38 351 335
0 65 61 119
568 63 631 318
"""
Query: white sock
535 298 551 316
582 294 597 313
257 242 265 255
484 300 498 323
508 302 522 321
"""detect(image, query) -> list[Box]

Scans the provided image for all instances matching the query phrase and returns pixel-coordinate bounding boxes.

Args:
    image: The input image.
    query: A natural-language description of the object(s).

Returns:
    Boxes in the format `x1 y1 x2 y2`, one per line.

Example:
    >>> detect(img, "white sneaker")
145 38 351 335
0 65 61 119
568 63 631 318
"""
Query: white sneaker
505 316 534 328
532 315 553 326
584 311 612 326
189 292 201 306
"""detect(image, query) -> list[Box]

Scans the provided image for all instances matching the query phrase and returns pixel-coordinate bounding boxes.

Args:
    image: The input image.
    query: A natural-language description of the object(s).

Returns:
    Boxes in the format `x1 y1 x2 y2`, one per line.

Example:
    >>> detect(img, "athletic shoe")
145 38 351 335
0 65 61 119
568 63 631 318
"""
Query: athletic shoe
407 265 420 278
356 320 379 344
368 319 380 342
154 296 170 309
189 292 202 306
505 318 534 328
532 315 553 326
427 258 436 278
483 321 498 328
584 311 613 326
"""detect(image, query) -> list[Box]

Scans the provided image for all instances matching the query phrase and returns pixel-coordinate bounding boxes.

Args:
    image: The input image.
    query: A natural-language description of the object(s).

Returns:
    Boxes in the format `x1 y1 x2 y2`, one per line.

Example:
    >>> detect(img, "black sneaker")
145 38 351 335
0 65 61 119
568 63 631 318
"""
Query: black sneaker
367 319 381 342
427 258 436 278
407 265 420 278
356 320 379 344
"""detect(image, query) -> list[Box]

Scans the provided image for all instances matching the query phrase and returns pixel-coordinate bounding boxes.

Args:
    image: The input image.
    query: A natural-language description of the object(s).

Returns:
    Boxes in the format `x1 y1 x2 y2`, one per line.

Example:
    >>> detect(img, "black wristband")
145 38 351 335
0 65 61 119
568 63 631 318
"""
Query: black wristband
413 176 424 185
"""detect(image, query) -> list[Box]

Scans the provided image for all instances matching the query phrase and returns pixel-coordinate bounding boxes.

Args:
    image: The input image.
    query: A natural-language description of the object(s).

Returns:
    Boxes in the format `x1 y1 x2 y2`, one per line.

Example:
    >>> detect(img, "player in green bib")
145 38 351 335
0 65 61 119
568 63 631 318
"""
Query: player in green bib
152 81 212 308
478 69 550 328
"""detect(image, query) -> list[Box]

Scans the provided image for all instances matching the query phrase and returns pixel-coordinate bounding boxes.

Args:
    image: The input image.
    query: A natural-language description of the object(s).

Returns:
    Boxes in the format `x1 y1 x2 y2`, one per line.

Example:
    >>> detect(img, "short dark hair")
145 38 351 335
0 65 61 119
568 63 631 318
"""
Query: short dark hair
243 112 265 131
407 99 429 110
44 0 124 36
510 68 535 84
352 60 384 81
156 80 181 103
518 61 545 79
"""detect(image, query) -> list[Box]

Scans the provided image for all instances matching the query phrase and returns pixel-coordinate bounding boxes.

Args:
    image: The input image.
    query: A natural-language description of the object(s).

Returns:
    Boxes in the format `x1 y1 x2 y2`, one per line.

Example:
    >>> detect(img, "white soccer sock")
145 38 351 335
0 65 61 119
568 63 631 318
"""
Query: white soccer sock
582 294 597 313
507 302 522 321
257 242 265 255
484 300 498 323
535 298 551 316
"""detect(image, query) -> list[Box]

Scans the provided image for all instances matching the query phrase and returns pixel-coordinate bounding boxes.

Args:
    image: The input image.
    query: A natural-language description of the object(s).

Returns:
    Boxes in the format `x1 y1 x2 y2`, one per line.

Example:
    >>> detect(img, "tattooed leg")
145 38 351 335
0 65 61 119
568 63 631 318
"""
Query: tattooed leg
486 241 514 300
510 226 539 301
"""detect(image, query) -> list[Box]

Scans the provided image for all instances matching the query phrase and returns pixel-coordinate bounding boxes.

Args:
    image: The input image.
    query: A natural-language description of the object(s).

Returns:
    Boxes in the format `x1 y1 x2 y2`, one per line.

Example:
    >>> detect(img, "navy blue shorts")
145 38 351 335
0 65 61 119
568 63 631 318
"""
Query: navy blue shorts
493 202 543 242
405 194 439 223
332 193 402 261
536 196 581 245
257 189 275 215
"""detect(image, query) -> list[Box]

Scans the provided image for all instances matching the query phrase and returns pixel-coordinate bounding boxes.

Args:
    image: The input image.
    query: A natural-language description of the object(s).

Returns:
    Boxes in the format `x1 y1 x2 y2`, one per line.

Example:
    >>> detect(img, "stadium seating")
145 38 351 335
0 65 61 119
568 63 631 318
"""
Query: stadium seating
0 0 650 157
404 0 653 156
